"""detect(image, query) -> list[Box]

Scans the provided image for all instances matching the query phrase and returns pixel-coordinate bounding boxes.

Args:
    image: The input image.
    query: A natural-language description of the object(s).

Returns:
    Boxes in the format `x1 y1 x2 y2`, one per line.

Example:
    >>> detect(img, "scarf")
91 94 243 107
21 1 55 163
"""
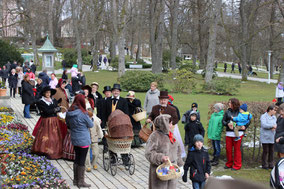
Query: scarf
168 131 176 144
278 82 283 90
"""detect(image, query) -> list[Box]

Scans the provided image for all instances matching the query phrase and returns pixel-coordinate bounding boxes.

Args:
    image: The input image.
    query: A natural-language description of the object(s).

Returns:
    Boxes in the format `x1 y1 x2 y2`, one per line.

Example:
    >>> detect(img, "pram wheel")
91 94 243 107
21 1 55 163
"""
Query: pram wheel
128 154 135 175
103 150 110 171
110 153 118 176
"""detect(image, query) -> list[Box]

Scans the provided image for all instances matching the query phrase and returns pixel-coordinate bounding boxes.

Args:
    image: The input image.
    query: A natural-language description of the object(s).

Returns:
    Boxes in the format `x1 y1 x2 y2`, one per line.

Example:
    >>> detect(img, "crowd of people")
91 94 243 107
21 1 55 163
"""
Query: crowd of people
6 60 282 189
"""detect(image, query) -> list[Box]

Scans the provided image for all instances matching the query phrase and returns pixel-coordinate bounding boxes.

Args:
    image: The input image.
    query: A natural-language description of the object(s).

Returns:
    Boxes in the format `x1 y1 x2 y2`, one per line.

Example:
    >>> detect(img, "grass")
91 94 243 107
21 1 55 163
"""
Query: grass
82 70 274 186
212 168 271 187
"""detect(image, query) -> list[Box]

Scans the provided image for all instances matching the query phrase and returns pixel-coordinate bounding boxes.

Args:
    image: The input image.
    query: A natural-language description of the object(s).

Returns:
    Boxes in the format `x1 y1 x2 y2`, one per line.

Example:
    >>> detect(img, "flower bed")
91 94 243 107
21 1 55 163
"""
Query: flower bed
0 107 14 113
0 152 69 188
0 127 33 154
0 108 70 188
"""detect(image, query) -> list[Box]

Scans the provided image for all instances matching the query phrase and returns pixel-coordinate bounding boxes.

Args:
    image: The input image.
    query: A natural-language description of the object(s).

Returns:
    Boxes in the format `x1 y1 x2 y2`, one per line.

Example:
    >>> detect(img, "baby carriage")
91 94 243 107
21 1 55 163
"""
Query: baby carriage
102 110 135 176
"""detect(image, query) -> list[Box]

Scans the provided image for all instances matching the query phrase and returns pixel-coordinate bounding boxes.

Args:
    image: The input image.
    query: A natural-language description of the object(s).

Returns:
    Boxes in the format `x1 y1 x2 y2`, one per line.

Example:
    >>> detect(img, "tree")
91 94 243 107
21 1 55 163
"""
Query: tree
149 0 165 73
111 0 128 77
205 0 222 83
70 0 84 70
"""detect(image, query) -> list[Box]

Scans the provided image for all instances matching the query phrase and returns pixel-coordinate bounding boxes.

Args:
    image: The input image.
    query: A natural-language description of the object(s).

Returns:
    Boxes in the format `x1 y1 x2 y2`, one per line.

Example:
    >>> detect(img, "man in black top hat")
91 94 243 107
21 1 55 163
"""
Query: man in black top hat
104 84 130 165
97 85 112 128
105 84 129 120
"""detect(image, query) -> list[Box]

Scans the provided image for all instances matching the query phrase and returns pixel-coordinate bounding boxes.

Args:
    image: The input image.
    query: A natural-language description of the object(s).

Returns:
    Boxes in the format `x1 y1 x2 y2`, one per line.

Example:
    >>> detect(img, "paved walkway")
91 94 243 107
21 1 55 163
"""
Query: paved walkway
196 70 278 84
10 97 191 189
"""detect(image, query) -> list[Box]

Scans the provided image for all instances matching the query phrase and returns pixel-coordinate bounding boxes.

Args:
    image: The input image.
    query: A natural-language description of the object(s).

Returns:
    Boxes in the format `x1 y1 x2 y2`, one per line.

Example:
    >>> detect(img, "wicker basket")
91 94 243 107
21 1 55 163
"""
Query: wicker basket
138 123 155 142
132 108 146 122
156 159 181 181
105 135 133 154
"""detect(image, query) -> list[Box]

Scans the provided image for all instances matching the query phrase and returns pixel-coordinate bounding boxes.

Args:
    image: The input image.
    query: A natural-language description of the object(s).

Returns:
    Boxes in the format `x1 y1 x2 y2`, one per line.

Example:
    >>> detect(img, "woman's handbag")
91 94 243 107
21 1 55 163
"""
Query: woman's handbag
156 159 181 181
132 107 147 122
138 122 155 142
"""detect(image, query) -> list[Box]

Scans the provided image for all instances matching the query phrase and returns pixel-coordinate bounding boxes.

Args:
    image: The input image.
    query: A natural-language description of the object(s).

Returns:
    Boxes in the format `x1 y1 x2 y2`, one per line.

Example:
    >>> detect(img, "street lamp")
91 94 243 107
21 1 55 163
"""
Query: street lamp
267 51 272 84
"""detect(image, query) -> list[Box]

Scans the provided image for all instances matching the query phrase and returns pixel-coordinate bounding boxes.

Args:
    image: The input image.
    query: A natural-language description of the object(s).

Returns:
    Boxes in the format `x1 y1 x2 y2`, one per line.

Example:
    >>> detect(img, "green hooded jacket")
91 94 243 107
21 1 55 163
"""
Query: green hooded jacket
207 110 224 140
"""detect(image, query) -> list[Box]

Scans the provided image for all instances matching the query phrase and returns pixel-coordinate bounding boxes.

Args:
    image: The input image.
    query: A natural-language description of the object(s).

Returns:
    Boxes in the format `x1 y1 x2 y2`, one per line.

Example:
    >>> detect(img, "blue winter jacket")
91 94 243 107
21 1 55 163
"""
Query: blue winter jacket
66 109 93 146
233 111 252 126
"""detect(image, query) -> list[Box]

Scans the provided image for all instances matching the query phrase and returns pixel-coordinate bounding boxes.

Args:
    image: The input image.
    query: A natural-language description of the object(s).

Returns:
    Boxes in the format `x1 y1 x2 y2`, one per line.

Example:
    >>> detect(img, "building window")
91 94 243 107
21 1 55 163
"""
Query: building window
45 55 52 67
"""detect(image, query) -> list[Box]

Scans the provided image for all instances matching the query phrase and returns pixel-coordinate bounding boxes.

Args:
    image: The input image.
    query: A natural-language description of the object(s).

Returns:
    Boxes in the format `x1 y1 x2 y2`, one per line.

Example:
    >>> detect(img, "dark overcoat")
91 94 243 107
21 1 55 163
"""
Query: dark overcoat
21 80 35 105
8 73 18 88
275 117 284 153
127 98 142 131
105 97 129 121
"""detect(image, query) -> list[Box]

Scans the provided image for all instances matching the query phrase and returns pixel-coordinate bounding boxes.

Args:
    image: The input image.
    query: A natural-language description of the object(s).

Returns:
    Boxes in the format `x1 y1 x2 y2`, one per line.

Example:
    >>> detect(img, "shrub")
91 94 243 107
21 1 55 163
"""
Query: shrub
207 101 272 167
201 69 217 78
120 71 164 92
0 40 24 67
166 69 196 93
178 62 198 73
163 49 182 71
202 78 241 95
62 48 92 67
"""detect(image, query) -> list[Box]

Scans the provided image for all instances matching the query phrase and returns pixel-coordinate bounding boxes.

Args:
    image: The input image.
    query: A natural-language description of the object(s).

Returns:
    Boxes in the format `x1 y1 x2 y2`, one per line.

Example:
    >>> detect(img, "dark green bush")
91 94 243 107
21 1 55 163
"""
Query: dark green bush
120 71 164 92
166 69 196 93
62 48 92 67
179 63 197 73
202 78 241 95
0 40 24 67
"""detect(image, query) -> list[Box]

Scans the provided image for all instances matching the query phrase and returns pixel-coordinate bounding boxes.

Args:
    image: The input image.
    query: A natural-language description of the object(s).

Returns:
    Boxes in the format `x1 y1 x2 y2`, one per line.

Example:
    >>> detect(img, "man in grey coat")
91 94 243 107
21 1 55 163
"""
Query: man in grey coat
144 82 160 114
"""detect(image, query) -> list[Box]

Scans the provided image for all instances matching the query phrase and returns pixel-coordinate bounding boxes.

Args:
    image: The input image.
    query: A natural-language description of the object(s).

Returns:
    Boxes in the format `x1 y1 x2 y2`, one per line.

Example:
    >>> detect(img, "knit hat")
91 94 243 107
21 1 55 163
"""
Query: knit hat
168 95 174 105
240 104 248 112
213 103 224 112
189 111 197 116
73 64 78 68
192 102 198 108
193 134 204 144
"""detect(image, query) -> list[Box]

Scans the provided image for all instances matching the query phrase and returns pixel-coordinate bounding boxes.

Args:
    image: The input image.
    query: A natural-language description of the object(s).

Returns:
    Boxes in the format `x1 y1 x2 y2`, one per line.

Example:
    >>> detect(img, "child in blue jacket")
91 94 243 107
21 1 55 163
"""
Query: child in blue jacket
232 103 252 141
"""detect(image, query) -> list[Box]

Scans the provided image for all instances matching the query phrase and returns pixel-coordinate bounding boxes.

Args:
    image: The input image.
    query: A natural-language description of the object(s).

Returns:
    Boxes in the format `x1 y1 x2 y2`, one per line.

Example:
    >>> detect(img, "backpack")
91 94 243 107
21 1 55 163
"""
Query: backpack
271 157 284 189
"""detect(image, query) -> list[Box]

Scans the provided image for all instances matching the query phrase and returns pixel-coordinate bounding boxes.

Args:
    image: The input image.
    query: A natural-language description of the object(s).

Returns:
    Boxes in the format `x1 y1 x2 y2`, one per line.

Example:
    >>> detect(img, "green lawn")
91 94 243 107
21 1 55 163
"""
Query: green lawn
212 168 271 187
83 70 274 186
83 70 275 141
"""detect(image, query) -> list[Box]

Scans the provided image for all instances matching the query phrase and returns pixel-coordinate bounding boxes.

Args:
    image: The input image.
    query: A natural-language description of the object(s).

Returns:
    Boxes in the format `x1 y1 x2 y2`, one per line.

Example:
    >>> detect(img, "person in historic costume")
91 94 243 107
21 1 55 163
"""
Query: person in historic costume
53 78 73 160
104 84 129 165
146 91 179 126
31 86 63 159
145 114 184 189
126 91 143 147
82 85 95 111
91 82 102 108
97 85 112 152
66 94 93 187
168 94 186 159
97 85 112 128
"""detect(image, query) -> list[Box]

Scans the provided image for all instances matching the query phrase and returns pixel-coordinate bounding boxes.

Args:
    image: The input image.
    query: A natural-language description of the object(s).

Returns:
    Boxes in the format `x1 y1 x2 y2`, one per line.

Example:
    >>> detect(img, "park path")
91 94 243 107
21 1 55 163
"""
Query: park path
196 70 278 84
10 97 191 189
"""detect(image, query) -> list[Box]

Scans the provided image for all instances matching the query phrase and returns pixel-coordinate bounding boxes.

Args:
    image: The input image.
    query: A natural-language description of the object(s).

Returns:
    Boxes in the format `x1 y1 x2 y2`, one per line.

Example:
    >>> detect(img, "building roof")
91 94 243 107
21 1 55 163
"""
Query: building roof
38 35 58 52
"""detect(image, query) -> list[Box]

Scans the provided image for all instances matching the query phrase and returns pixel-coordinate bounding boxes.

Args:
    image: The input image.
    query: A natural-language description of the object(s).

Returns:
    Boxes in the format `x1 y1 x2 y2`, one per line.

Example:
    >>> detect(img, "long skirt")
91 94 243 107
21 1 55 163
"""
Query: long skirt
33 117 67 139
62 131 75 161
173 124 186 158
32 117 63 159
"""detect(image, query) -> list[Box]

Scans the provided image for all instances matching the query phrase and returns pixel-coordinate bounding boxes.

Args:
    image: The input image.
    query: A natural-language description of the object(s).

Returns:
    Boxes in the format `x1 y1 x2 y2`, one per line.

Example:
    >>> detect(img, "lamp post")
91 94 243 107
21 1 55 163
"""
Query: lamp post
267 51 272 84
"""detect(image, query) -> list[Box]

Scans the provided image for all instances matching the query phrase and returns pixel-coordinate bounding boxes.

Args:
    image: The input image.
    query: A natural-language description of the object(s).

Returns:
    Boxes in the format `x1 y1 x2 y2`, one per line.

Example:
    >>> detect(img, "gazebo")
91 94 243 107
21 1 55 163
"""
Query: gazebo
38 35 58 74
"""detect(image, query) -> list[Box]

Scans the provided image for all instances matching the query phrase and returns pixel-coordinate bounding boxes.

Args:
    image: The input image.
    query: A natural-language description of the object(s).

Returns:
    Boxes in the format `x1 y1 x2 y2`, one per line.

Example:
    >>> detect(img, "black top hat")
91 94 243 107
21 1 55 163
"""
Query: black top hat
103 86 112 93
41 86 56 97
112 84 121 91
159 91 169 99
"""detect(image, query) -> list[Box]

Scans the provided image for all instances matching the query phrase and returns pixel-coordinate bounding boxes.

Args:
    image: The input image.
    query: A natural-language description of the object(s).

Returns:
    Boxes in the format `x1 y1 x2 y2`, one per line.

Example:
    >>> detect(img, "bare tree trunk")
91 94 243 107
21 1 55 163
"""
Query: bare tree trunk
205 0 222 83
269 1 276 79
280 62 284 83
70 0 82 70
112 0 127 77
150 0 164 74
191 0 197 66
130 30 135 59
110 38 116 61
197 0 207 69
169 0 179 69
48 0 54 44
240 0 248 80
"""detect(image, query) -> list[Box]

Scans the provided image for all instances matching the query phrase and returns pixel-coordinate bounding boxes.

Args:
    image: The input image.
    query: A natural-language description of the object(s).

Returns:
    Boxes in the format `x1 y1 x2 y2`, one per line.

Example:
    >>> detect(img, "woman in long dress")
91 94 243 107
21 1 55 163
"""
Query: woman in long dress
32 86 63 159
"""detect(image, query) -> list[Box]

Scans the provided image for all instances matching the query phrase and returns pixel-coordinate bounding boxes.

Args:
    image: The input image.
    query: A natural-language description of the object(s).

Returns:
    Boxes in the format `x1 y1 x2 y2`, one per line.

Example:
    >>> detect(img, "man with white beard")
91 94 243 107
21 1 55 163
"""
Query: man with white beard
146 91 178 125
